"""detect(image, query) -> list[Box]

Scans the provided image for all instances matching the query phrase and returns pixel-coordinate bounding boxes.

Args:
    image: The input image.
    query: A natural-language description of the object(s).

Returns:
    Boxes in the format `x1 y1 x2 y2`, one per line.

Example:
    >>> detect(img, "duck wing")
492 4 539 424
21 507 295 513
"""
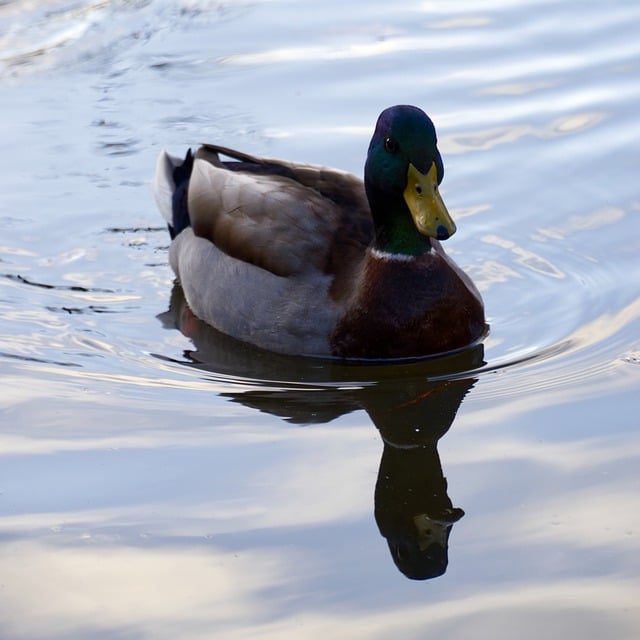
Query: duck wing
187 144 373 279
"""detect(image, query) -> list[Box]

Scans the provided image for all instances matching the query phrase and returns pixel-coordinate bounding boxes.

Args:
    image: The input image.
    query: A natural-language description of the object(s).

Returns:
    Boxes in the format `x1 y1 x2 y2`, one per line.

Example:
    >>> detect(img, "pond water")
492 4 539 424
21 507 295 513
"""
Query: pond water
1 0 639 638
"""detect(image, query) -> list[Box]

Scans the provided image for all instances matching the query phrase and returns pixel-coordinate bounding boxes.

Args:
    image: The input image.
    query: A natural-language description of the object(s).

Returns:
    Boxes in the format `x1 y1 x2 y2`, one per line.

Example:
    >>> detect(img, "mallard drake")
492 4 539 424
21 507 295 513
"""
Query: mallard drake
153 105 485 359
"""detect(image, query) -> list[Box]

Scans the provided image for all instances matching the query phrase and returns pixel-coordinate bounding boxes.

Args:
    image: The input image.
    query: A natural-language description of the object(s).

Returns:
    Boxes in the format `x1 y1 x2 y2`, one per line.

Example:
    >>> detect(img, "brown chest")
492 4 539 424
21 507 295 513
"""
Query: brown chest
330 252 485 359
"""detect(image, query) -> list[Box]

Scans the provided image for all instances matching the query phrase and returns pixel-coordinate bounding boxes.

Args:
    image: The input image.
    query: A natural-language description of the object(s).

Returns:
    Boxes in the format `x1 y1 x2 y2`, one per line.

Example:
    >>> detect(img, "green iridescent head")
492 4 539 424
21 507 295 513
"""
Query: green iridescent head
365 105 455 251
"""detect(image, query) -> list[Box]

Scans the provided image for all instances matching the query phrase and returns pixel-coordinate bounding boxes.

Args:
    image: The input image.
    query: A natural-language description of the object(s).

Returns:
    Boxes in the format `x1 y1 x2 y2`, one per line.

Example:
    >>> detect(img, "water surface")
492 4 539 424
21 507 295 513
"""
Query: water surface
1 1 639 638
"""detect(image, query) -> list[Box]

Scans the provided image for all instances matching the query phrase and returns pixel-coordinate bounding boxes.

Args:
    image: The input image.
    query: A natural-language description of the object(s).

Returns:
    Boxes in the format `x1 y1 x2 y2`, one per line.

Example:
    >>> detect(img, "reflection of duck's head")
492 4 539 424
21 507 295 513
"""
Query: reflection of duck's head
368 378 474 580
386 508 465 580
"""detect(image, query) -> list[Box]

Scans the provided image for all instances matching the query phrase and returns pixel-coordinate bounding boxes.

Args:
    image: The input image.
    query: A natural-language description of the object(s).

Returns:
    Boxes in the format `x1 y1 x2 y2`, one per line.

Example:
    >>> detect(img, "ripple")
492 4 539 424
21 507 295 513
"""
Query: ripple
443 124 532 153
4 273 115 294
45 305 121 315
532 206 626 242
0 0 98 77
544 112 607 136
472 296 640 400
96 138 141 157
0 350 80 368
146 279 639 406
622 352 640 366
481 235 565 279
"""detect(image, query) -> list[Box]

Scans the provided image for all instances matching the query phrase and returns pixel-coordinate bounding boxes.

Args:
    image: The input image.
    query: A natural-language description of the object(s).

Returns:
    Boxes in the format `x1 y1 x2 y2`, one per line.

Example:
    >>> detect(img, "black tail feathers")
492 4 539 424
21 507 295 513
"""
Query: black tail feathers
169 149 195 239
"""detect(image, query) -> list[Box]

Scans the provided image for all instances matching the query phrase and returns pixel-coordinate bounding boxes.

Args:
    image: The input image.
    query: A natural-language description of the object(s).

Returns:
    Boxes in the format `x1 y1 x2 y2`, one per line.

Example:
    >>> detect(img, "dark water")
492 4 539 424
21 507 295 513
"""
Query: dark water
1 1 639 638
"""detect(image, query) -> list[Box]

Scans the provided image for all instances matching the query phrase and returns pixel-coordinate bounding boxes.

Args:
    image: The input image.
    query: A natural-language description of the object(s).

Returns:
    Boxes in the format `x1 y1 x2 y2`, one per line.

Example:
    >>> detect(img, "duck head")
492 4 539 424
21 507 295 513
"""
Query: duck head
365 105 456 255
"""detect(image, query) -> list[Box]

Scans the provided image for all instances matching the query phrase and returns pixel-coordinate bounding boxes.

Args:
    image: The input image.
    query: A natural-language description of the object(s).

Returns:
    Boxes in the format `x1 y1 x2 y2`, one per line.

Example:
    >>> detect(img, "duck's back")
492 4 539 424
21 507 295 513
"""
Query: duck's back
155 144 375 356
186 146 373 278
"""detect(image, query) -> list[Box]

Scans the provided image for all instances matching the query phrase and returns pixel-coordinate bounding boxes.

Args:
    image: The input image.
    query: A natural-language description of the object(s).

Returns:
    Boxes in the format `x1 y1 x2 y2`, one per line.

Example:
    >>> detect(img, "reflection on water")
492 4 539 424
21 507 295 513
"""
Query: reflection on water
480 235 565 279
163 284 481 580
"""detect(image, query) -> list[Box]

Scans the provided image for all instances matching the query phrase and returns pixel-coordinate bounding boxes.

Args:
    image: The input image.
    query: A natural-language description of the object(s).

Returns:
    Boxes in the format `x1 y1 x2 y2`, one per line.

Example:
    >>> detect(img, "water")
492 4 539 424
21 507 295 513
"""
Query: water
1 0 639 638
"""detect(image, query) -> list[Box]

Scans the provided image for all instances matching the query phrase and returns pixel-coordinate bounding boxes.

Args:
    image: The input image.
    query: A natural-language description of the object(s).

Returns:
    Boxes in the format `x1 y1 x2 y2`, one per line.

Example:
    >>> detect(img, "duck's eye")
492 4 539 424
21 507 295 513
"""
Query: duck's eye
384 136 398 153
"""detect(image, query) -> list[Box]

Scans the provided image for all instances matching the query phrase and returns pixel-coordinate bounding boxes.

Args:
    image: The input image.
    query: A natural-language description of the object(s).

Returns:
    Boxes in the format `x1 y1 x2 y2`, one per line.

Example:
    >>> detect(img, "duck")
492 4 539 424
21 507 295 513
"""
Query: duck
153 105 486 359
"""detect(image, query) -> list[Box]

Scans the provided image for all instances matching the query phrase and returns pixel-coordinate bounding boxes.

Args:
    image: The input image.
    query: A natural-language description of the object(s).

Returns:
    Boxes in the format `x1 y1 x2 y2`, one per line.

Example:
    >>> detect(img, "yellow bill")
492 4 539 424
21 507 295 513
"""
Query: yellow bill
403 162 456 240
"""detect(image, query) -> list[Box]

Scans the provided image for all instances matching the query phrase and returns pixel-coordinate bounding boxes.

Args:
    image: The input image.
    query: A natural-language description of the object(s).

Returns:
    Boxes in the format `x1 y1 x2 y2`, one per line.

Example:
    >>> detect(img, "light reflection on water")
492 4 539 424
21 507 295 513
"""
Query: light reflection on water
1 0 640 637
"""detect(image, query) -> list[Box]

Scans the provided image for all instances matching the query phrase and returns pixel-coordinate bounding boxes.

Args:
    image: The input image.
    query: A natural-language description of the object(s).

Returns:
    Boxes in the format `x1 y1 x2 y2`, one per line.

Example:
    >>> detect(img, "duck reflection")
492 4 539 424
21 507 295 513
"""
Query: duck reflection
367 379 471 580
159 284 482 580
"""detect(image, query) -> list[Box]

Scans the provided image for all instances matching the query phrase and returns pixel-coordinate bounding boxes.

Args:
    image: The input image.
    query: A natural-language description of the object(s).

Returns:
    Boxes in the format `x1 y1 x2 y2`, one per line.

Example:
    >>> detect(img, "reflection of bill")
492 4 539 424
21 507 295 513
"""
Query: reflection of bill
159 284 482 581
414 511 465 557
